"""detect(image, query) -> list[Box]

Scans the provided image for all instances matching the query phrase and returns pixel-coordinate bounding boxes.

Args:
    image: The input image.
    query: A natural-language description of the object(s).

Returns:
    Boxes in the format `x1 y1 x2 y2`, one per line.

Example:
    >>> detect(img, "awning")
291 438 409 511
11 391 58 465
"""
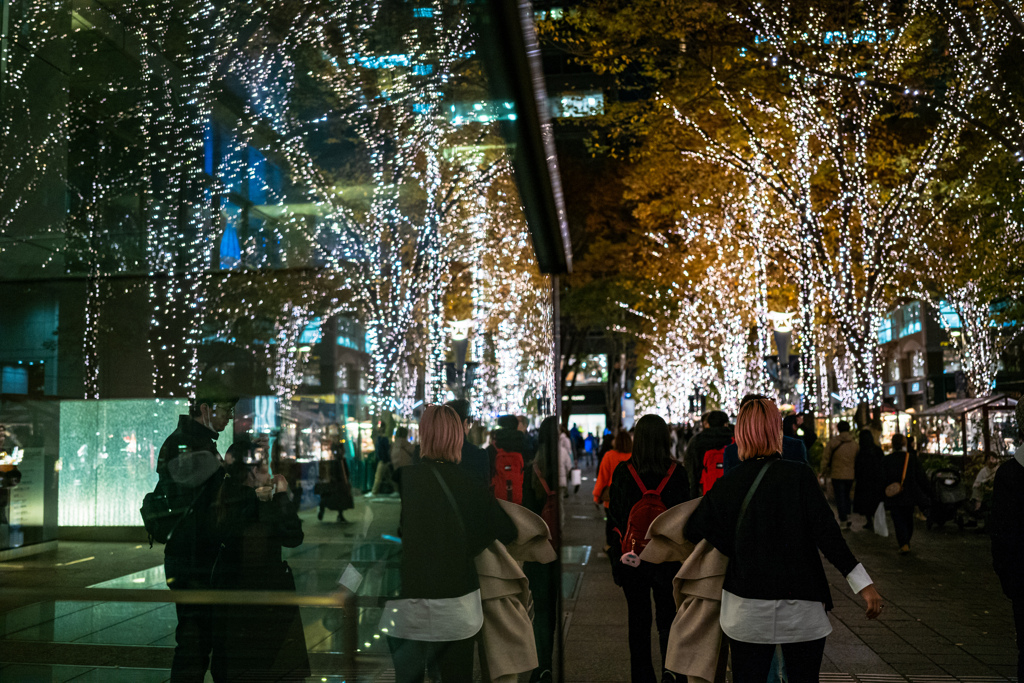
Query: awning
915 394 1018 417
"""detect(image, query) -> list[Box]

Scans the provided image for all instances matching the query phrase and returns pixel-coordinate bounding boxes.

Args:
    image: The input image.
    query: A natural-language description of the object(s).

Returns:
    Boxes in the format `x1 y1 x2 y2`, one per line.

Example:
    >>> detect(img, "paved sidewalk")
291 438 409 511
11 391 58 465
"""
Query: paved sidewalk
560 463 1018 682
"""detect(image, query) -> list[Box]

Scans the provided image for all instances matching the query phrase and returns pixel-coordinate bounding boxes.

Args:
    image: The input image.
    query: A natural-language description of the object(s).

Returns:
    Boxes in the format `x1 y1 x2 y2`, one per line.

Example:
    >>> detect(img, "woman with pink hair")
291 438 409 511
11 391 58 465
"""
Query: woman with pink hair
383 404 517 682
685 397 883 682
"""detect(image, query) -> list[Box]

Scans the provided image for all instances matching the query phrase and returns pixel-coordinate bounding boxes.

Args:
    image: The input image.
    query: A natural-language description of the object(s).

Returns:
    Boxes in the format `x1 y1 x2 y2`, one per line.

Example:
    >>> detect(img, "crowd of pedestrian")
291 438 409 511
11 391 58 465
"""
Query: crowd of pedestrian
143 384 1024 683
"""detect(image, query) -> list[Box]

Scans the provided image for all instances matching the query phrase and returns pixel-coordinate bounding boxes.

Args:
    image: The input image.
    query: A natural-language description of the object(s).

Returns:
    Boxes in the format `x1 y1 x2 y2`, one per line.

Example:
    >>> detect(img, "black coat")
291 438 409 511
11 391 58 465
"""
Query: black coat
685 456 860 611
458 441 491 489
156 416 225 569
853 442 887 517
882 450 930 509
991 455 1024 598
212 469 310 682
399 459 517 600
317 456 354 511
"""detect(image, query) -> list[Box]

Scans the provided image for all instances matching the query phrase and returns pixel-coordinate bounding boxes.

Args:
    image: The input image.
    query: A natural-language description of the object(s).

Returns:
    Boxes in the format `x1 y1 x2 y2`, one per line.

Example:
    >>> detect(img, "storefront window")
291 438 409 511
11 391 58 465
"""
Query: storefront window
909 349 926 377
877 314 894 344
943 346 962 374
887 355 901 382
899 301 922 337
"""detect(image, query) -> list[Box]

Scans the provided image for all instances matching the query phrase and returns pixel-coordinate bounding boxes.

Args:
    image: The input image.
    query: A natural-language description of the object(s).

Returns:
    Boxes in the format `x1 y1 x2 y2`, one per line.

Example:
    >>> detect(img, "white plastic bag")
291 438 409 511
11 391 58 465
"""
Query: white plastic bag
873 502 889 537
570 467 582 487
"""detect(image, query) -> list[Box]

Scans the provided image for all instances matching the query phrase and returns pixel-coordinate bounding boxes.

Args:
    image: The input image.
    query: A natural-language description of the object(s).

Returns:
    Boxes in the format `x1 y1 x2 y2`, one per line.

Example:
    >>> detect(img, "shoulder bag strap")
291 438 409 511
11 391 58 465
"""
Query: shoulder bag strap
735 460 774 538
653 463 678 495
431 466 467 538
900 453 910 486
165 479 213 544
533 463 552 496
627 463 649 493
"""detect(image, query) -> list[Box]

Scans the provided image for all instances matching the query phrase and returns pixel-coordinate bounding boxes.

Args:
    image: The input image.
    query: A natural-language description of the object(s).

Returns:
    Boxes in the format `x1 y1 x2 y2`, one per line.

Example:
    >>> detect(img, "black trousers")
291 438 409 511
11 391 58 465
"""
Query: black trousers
1013 593 1024 682
729 637 827 683
387 635 475 683
166 558 218 683
619 560 680 683
524 560 559 676
832 479 854 522
891 505 915 547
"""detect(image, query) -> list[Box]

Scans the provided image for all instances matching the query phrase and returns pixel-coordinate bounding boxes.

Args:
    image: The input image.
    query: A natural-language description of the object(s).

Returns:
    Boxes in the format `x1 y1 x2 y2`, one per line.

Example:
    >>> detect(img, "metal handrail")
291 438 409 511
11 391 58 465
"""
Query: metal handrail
0 586 384 669
0 585 390 608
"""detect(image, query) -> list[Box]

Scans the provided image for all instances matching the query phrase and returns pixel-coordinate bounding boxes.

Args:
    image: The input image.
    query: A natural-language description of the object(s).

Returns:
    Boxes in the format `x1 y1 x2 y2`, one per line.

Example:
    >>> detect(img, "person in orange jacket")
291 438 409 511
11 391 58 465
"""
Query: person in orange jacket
593 430 634 552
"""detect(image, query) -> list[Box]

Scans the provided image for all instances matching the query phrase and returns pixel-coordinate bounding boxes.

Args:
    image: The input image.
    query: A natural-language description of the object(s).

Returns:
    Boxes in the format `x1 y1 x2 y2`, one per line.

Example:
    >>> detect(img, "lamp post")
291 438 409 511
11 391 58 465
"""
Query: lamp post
445 319 478 401
767 311 799 407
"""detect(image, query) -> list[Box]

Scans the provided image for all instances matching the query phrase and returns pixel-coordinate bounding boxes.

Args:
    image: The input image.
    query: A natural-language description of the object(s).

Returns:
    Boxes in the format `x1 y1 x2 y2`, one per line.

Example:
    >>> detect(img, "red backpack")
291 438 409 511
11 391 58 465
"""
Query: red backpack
701 440 733 494
491 447 524 505
533 463 560 547
618 463 677 556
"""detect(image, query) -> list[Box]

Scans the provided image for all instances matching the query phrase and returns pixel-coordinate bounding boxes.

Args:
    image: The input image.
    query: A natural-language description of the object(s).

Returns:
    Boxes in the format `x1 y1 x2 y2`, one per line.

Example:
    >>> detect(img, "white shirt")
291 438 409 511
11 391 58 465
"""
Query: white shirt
380 589 483 642
720 563 873 644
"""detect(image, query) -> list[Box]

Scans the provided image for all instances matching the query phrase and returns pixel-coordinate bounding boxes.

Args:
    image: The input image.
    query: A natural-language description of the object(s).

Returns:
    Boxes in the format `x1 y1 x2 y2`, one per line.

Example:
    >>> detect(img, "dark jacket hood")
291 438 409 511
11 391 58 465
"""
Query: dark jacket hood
168 450 223 488
494 428 530 454
692 425 734 452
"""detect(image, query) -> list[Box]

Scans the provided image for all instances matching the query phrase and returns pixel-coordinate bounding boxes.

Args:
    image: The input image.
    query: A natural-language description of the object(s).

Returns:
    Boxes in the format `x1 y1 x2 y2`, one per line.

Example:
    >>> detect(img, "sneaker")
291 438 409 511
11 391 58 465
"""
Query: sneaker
364 492 375 498
899 544 911 554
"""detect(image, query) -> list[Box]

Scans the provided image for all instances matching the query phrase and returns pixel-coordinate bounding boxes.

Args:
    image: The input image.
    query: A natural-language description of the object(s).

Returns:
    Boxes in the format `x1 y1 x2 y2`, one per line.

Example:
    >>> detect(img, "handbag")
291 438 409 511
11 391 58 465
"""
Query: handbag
885 453 910 498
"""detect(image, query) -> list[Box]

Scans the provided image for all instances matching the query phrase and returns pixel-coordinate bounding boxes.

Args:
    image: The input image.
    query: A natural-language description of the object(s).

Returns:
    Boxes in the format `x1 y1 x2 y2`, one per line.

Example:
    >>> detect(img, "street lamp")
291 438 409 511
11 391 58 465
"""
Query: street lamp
445 319 478 400
768 311 799 406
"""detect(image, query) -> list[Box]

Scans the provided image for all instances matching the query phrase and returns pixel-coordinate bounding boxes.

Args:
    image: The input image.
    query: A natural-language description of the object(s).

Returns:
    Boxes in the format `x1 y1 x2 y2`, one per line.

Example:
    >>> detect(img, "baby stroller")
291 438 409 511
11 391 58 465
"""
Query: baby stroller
925 467 967 530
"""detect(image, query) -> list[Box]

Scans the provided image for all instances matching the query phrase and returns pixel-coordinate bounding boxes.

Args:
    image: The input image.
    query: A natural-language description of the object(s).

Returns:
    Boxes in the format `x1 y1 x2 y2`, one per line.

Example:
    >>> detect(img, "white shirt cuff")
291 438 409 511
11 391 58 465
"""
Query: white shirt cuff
845 563 873 594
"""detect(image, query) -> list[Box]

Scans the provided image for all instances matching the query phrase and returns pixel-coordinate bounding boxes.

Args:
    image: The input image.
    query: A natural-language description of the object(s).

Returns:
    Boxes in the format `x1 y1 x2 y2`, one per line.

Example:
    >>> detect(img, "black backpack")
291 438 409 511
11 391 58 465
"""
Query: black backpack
140 479 203 548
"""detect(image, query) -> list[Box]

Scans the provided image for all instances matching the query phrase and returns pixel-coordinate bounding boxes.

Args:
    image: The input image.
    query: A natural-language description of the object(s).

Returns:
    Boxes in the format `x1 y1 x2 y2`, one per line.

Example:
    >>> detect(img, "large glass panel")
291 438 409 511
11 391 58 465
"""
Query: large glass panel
1 0 565 680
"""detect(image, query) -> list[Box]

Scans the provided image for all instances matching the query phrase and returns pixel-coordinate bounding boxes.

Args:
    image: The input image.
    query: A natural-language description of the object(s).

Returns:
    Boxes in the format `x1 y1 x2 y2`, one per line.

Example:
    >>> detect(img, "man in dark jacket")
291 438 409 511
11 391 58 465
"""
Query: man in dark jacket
487 415 534 502
156 391 236 682
992 402 1024 680
683 410 734 498
445 399 490 488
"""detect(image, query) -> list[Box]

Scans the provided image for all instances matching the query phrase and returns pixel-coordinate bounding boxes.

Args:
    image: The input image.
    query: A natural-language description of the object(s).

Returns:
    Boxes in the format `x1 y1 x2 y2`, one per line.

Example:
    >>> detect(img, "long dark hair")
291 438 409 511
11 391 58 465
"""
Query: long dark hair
631 414 672 476
531 416 561 500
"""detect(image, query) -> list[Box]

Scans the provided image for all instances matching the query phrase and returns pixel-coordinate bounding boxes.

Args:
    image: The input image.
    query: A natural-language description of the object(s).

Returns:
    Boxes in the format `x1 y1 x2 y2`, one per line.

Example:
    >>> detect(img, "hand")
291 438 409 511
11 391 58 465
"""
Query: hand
272 474 288 494
859 584 883 620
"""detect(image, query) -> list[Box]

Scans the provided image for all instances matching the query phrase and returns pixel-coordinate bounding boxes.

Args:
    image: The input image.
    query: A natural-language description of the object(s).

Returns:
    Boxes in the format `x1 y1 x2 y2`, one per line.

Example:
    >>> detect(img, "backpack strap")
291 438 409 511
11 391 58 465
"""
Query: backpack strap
653 463 677 495
627 463 647 492
533 463 553 496
627 462 678 496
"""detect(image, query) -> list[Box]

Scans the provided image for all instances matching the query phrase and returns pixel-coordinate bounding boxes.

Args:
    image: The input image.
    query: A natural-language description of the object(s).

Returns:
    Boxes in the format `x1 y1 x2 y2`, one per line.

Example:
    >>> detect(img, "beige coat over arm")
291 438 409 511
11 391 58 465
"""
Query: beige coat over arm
640 498 729 683
474 500 557 683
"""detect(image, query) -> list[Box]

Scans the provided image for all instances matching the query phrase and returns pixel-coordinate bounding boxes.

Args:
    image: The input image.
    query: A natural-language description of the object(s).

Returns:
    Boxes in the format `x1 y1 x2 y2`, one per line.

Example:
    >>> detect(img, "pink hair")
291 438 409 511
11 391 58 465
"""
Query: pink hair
735 398 783 460
419 405 464 463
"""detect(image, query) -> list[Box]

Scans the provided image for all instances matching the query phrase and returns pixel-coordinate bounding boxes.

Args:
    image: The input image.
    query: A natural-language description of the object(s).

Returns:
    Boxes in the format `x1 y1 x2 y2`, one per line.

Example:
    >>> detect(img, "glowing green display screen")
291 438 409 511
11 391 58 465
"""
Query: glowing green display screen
58 399 233 526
